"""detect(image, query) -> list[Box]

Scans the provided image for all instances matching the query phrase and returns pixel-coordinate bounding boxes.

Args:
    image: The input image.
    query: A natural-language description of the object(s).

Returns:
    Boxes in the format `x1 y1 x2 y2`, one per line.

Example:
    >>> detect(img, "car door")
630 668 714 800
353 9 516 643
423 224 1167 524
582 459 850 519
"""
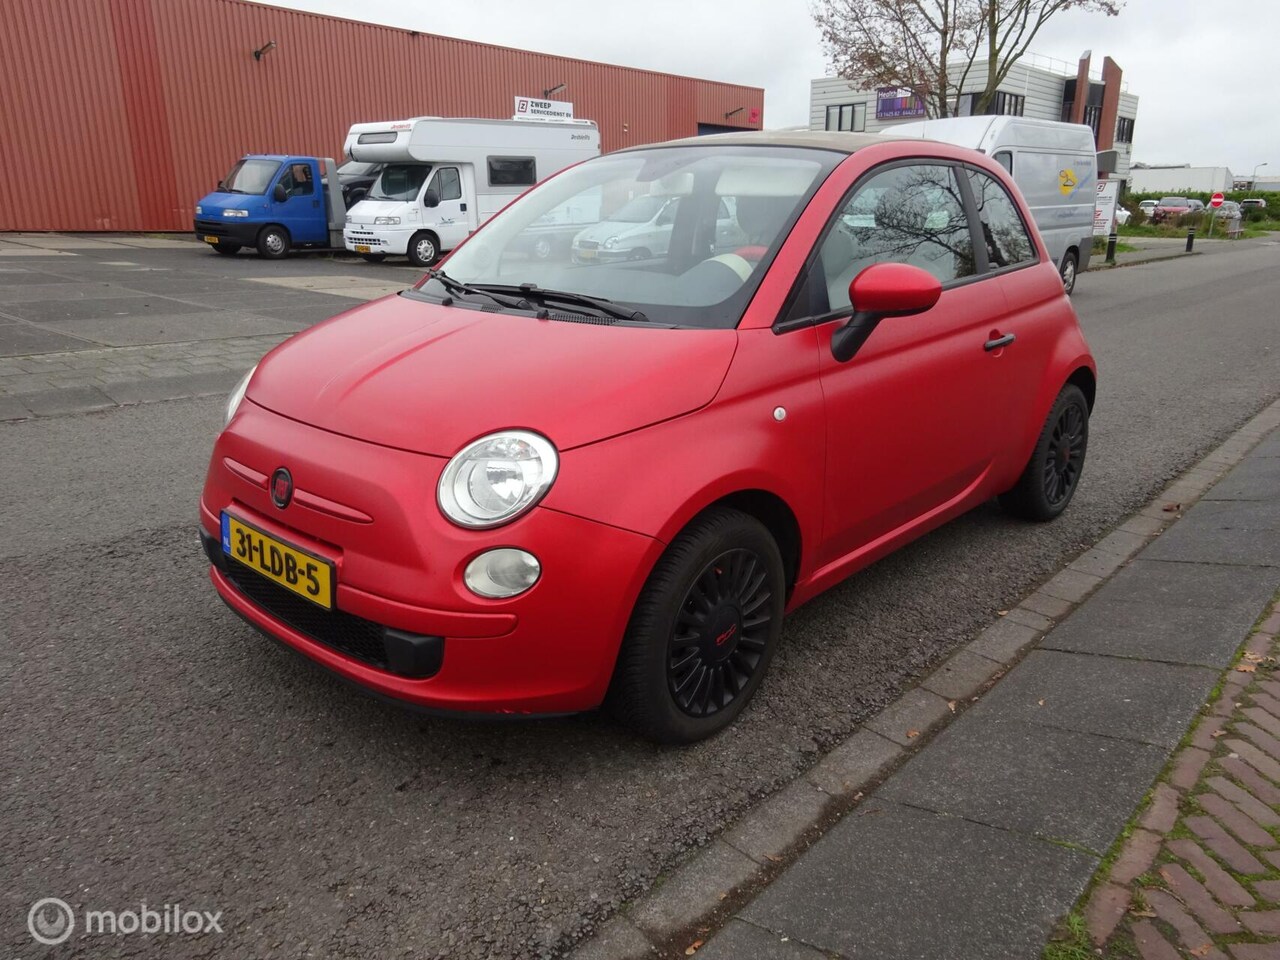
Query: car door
426 166 468 250
808 161 1008 565
271 161 327 245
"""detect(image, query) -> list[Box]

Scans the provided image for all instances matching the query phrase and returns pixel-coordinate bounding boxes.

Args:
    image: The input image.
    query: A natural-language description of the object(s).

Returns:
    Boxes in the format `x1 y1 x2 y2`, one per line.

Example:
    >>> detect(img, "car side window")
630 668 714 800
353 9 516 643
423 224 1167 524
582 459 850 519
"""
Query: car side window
965 169 1036 269
817 163 977 312
280 164 313 197
434 167 462 202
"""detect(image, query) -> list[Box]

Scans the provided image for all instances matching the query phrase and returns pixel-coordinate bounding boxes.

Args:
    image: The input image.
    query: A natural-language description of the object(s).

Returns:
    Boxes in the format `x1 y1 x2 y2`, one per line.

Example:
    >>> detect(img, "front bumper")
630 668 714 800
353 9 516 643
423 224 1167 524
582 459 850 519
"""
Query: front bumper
194 218 260 246
344 225 411 255
200 400 662 715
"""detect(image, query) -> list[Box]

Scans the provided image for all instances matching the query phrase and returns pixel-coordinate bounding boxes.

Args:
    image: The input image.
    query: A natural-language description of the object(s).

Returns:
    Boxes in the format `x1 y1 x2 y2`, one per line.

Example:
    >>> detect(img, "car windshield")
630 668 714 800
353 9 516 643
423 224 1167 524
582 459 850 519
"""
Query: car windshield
338 160 379 177
369 164 432 201
222 159 281 194
1160 197 1189 207
422 145 840 329
607 195 668 223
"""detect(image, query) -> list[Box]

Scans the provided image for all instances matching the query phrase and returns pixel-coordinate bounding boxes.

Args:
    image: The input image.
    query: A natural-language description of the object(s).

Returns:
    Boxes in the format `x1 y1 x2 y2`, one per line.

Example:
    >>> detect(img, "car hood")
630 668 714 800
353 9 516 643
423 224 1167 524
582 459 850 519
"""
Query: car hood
346 199 412 224
575 220 643 244
246 294 737 456
197 191 270 216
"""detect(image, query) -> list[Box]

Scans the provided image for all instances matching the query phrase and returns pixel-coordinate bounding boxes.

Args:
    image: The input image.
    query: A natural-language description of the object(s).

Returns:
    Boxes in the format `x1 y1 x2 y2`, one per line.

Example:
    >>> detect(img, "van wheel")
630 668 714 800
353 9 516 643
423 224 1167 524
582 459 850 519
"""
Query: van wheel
628 248 651 262
1059 250 1078 295
256 225 291 259
407 232 440 267
212 242 241 256
533 236 553 260
606 507 785 744
361 253 386 263
999 383 1089 522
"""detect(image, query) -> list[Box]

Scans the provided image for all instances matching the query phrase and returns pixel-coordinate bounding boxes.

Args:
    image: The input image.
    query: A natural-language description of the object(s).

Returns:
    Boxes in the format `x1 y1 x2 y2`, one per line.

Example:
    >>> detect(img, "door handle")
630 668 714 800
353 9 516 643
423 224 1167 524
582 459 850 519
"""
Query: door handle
984 333 1016 352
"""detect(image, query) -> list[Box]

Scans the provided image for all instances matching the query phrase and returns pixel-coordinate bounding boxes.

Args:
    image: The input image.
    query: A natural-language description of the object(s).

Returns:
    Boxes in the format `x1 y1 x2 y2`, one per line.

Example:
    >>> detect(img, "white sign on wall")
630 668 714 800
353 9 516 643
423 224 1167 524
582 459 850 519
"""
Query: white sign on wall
1094 180 1120 237
514 97 574 121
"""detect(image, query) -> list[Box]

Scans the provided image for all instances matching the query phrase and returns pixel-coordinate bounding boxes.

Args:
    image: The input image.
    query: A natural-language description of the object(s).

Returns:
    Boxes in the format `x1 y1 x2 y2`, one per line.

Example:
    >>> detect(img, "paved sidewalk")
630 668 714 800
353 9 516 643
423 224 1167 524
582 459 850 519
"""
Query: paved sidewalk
1062 598 1280 959
568 409 1280 960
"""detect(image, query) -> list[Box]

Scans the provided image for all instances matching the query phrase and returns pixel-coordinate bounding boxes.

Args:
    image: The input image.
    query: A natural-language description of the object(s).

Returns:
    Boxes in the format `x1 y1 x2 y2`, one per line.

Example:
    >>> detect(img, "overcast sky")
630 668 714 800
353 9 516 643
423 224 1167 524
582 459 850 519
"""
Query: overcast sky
259 0 1277 175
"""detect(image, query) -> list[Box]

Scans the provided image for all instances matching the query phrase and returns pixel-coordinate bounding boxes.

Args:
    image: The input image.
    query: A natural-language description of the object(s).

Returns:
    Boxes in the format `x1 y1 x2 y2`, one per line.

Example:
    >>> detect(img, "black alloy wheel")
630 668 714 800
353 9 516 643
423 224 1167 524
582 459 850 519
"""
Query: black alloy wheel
607 506 785 743
668 548 773 718
1043 399 1086 507
999 383 1090 522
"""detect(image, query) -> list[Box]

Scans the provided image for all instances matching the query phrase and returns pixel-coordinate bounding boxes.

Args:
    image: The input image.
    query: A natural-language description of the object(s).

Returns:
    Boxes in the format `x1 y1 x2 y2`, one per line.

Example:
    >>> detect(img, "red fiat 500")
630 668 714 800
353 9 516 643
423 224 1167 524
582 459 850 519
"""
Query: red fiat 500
200 132 1095 743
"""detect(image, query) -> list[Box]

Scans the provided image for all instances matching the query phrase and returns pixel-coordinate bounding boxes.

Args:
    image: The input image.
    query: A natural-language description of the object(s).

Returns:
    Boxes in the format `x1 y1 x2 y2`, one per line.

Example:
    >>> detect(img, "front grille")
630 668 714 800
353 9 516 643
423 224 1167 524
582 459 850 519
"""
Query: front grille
576 239 599 250
222 562 389 670
346 229 385 247
195 219 232 238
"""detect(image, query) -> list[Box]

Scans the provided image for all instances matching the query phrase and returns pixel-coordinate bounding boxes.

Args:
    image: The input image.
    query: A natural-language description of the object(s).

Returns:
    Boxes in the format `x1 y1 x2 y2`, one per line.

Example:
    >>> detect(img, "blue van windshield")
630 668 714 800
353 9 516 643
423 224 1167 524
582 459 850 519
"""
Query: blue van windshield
223 159 281 194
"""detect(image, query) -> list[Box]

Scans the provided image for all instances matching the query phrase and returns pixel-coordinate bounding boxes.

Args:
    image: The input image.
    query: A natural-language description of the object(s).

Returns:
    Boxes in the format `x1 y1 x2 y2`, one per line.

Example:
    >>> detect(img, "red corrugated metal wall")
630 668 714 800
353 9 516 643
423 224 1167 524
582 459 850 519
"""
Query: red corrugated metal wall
0 0 764 232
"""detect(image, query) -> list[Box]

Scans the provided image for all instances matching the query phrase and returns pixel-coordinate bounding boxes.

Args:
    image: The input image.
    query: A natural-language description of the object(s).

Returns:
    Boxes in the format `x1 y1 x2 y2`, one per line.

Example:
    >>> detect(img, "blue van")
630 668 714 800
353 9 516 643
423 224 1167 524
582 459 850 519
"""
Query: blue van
194 155 346 258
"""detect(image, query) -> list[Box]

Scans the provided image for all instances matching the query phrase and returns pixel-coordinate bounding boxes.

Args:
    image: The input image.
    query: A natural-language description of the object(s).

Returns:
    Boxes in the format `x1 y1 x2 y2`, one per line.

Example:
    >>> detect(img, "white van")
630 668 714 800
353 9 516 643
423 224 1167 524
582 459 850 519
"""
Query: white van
892 116 1098 294
343 117 600 266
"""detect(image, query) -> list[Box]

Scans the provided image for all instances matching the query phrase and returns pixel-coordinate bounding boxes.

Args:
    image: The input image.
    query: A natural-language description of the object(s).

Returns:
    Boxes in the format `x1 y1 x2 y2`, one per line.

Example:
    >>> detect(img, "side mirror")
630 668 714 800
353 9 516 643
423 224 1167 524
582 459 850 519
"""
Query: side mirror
216 180 226 192
423 189 440 208
272 183 287 203
830 263 942 363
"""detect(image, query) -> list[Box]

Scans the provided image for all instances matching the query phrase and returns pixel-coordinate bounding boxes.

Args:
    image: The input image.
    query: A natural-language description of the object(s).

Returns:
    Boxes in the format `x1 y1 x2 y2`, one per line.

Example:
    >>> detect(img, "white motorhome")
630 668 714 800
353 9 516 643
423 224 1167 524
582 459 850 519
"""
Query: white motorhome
343 116 600 266
891 116 1098 294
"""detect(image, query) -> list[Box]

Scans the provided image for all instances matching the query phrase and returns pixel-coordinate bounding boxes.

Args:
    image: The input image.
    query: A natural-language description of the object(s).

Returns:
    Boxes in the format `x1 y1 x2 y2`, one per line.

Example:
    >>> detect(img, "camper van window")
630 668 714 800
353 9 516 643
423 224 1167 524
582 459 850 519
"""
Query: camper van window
965 169 1035 269
369 164 433 202
434 168 462 202
357 132 398 145
221 158 281 195
488 158 537 187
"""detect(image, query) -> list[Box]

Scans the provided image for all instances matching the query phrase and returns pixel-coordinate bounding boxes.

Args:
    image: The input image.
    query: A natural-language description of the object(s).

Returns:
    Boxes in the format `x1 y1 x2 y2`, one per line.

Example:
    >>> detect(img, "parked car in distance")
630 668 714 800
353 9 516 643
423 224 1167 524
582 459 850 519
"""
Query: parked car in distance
1187 199 1206 213
571 196 746 262
1152 196 1193 223
336 160 384 208
1213 200 1242 220
1241 197 1269 211
201 131 1096 743
1138 199 1158 218
1115 206 1131 226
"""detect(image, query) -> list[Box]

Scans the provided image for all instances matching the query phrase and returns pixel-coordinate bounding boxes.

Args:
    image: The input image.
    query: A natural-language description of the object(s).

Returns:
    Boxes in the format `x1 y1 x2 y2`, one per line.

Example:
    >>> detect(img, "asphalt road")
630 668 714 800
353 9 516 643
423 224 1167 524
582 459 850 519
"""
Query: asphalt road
3 242 1279 959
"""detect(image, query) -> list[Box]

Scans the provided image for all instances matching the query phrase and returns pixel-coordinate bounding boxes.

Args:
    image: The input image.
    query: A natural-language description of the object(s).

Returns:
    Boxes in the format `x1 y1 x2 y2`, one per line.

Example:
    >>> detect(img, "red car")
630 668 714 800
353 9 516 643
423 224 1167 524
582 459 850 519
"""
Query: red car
1151 196 1193 224
200 132 1096 743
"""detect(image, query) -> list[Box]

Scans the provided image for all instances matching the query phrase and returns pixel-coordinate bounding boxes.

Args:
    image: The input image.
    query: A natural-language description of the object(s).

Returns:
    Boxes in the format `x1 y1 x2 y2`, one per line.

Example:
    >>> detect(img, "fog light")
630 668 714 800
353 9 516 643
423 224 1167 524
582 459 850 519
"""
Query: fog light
464 548 540 599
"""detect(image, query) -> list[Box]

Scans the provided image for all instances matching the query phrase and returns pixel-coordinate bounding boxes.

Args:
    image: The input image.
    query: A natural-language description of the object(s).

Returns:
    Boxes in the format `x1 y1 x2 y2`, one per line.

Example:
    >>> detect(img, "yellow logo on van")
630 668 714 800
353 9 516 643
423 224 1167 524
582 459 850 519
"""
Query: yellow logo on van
1059 168 1079 196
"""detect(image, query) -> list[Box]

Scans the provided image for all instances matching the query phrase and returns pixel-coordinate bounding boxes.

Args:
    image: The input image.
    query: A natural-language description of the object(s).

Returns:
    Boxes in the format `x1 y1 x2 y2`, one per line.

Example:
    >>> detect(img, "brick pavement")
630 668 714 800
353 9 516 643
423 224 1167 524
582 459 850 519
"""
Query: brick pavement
1074 601 1280 960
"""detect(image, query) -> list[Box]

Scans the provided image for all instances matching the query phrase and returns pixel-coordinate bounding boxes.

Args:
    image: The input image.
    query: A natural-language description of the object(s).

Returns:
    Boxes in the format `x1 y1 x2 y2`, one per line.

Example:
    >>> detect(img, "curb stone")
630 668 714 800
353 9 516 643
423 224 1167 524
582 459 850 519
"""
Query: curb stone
564 394 1280 960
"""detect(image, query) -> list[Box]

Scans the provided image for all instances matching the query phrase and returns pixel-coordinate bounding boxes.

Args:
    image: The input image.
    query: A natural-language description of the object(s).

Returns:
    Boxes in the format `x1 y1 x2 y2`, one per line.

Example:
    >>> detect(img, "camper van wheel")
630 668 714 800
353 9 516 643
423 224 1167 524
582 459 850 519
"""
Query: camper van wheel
212 242 241 256
361 254 386 263
257 226 291 259
408 232 440 267
1059 250 1078 295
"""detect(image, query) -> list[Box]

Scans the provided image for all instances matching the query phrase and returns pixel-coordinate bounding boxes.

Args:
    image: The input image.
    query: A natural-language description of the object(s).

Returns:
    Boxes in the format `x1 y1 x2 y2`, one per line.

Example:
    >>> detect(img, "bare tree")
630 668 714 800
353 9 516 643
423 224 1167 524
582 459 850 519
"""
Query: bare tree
813 0 1123 119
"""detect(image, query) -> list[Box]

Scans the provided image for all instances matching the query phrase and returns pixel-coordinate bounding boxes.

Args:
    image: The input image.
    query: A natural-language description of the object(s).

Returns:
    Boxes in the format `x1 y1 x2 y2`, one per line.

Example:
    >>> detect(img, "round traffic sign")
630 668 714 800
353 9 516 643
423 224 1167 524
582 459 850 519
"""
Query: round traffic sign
1210 192 1225 208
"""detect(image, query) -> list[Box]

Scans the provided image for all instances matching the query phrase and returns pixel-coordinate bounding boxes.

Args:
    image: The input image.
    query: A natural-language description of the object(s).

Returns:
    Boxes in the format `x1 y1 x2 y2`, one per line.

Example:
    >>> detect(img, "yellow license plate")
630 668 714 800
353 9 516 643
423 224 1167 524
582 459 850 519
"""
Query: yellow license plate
578 248 597 259
355 244 371 253
222 513 334 609
203 235 218 244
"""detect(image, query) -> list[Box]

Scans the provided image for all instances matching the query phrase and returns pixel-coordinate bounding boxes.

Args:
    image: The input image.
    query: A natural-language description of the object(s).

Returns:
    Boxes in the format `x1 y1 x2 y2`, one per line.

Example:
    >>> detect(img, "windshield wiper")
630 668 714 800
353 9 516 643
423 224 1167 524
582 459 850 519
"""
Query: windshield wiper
423 270 531 311
473 283 649 323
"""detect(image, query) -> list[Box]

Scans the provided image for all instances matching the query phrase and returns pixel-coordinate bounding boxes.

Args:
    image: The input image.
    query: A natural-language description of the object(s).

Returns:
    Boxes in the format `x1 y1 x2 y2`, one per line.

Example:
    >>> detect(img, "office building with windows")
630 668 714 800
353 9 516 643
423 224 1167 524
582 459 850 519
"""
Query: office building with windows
810 52 1140 179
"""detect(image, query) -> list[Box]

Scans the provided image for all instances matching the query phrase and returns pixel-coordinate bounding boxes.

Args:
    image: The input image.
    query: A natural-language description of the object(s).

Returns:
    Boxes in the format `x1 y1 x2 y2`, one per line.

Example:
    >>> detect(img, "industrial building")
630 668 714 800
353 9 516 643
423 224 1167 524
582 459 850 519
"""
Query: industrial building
810 52 1139 179
0 0 763 232
1130 166 1235 194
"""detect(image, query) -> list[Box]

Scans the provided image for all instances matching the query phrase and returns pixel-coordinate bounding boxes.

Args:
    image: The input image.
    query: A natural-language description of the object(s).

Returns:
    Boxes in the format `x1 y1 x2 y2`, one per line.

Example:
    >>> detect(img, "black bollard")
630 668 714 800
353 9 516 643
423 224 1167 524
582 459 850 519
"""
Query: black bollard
1106 233 1118 263
1186 228 1195 253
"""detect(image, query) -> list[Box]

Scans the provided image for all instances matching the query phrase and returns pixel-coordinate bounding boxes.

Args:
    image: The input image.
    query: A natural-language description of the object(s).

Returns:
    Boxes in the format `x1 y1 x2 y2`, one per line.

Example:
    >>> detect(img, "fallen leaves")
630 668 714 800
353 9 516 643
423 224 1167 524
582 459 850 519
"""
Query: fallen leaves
1189 944 1213 957
1236 663 1257 673
947 700 957 713
685 939 704 955
906 729 920 739
1037 698 1046 707
1162 502 1182 513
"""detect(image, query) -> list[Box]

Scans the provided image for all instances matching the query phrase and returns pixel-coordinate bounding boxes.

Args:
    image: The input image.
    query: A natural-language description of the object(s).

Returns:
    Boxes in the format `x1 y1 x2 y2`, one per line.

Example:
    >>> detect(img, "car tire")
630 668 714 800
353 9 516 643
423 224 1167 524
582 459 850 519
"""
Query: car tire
1059 249 1078 296
256 225 290 259
999 383 1090 522
628 248 651 262
532 236 553 260
212 242 241 256
361 253 386 263
606 507 785 744
407 232 440 267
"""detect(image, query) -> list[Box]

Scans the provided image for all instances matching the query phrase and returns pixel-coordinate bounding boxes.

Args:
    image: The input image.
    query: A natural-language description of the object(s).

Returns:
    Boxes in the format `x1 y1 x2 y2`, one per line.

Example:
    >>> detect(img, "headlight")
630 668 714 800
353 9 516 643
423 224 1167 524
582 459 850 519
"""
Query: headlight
225 364 256 426
438 431 558 529
603 236 619 249
374 216 401 225
195 204 203 215
345 215 352 224
464 549 541 598
222 209 249 218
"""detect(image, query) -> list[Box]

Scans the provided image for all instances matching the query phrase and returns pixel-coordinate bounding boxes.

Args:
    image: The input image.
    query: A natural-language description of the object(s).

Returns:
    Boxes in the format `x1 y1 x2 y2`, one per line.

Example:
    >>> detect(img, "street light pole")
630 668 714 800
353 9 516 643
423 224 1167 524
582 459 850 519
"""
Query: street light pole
1252 161 1269 189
